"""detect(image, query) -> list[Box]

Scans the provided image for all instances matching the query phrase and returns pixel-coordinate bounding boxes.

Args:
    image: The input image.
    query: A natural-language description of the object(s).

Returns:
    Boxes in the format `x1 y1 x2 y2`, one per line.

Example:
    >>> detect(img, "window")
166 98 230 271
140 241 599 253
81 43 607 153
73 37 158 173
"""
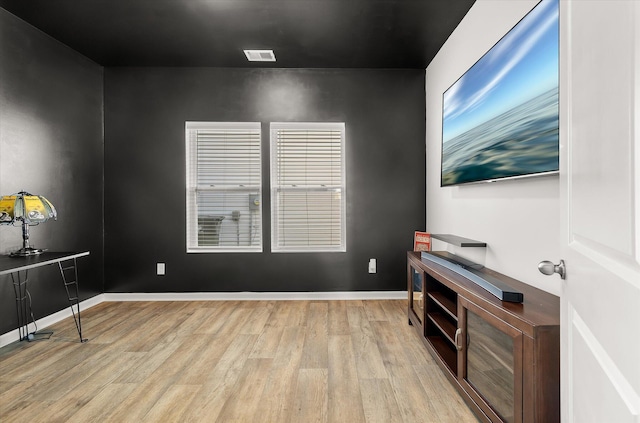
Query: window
270 122 346 252
186 122 262 252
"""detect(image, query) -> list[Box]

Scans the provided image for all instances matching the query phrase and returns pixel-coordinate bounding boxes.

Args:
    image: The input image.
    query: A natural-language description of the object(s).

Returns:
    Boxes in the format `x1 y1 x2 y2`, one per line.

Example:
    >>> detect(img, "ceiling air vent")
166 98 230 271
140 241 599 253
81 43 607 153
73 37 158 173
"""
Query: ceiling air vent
243 49 276 62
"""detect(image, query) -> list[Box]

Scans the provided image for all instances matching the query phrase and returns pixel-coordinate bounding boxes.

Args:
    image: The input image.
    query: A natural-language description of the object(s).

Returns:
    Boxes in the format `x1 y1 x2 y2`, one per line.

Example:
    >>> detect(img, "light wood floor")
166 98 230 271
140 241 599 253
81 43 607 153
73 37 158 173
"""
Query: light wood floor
0 300 478 423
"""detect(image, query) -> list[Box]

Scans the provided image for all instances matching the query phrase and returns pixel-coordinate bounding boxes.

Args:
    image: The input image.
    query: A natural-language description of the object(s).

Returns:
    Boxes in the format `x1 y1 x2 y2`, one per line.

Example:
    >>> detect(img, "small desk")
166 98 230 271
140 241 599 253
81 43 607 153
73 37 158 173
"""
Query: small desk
0 251 90 343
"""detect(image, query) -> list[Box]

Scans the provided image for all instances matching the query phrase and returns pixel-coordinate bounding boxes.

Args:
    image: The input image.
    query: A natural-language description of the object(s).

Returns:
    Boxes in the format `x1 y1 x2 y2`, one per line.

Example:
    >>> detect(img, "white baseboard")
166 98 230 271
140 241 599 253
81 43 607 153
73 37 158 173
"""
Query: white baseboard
1 291 407 349
103 291 408 301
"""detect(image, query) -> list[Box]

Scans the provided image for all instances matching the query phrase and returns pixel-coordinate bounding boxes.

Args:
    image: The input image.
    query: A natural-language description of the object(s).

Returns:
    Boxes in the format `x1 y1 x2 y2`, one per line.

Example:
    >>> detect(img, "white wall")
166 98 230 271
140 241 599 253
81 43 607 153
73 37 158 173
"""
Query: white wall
425 0 561 296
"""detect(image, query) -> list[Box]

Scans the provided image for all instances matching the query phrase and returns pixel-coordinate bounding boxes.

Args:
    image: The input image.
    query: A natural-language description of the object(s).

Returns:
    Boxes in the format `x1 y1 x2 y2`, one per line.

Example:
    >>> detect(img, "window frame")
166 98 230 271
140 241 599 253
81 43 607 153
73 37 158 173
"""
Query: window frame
270 122 346 253
185 121 263 253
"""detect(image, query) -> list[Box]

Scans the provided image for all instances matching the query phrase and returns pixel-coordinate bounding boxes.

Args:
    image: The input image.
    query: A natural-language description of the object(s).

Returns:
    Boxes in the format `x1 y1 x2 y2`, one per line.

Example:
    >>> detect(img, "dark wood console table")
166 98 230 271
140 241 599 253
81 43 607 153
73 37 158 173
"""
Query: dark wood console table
0 251 90 343
407 251 559 423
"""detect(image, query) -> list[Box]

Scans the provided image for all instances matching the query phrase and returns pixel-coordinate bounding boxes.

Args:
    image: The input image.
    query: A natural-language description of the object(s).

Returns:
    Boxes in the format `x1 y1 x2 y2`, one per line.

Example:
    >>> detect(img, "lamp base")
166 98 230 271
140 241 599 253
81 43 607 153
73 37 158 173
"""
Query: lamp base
9 247 46 257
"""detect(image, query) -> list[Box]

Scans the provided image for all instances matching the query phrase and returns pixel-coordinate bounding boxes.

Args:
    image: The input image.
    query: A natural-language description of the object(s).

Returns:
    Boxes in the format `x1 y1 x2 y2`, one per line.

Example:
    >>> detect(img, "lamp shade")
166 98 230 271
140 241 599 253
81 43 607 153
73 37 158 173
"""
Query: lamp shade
0 191 57 257
0 191 57 225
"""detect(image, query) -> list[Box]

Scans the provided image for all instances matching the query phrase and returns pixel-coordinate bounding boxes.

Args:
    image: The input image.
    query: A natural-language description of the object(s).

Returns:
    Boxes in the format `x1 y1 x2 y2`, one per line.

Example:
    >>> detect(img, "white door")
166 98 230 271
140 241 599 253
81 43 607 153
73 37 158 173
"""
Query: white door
558 1 640 422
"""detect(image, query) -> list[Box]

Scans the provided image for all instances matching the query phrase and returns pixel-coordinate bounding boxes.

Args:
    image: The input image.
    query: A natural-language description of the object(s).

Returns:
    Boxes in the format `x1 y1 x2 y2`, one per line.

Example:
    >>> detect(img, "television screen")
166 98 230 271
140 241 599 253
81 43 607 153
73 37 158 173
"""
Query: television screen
441 0 559 187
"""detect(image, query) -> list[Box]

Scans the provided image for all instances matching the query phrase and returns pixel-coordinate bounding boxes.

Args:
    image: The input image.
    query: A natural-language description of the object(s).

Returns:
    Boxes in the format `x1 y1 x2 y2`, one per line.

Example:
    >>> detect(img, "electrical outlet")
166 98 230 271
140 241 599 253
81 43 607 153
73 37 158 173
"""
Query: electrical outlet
368 258 376 274
157 262 165 275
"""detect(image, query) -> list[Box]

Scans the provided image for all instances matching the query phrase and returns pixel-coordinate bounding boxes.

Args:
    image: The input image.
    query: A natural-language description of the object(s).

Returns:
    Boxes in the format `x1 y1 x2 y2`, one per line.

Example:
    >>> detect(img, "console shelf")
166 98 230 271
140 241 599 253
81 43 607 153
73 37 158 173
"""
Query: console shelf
427 312 457 344
407 251 560 423
427 335 458 374
427 292 457 320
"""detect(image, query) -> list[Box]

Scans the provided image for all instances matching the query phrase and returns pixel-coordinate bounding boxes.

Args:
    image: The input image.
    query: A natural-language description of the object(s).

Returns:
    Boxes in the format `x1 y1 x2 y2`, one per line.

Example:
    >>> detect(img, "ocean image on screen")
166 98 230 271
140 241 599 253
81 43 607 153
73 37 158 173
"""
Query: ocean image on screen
441 0 559 186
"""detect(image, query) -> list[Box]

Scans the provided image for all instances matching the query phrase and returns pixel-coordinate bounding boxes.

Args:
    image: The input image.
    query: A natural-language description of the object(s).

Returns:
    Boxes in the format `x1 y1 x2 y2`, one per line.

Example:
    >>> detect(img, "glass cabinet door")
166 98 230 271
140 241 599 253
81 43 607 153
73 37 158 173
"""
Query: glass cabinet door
459 296 523 423
409 264 424 324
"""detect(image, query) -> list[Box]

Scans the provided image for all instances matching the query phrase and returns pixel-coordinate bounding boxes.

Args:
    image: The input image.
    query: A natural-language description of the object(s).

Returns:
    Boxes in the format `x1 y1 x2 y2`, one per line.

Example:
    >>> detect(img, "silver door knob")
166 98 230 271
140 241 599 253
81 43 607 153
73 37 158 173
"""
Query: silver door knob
538 259 566 279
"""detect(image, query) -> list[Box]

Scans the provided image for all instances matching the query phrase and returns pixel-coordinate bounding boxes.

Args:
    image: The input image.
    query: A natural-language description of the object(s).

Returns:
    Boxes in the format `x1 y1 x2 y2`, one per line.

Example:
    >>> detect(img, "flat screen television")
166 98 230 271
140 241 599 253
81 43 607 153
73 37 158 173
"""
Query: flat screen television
441 0 559 187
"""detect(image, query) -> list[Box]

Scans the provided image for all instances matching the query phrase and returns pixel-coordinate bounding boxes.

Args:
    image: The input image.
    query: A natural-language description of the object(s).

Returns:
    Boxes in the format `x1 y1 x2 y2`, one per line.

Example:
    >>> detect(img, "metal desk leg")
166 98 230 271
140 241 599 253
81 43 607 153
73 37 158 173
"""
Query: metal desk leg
58 258 88 343
10 270 28 341
10 270 53 342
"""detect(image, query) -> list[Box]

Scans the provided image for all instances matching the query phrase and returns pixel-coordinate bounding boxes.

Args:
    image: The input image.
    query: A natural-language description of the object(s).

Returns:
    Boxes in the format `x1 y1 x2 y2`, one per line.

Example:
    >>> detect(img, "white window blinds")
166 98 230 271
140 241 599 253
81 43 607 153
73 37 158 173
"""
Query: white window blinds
270 122 346 252
186 122 262 252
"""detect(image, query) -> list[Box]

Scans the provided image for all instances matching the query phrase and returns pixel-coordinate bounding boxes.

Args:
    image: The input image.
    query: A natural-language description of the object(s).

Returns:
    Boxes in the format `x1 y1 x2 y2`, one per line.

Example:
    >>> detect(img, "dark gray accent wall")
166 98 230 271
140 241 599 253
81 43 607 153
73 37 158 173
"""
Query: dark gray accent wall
0 10 104 336
104 68 425 293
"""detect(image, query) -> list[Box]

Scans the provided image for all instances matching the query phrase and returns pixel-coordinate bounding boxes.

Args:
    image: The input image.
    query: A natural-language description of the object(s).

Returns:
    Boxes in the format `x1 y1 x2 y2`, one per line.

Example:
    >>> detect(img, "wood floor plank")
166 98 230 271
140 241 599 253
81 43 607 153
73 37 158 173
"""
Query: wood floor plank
0 340 70 379
379 300 408 324
113 337 183 384
253 326 306 422
284 300 309 327
180 334 259 422
3 343 106 407
238 301 274 334
27 384 107 423
328 300 350 335
248 325 284 359
263 300 292 328
215 358 273 422
413 364 478 423
208 307 250 339
290 368 328 423
119 308 190 352
25 351 146 423
364 300 390 322
327 334 366 422
174 333 232 385
169 306 218 337
65 383 138 423
27 343 130 403
191 301 236 334
149 336 211 380
347 305 388 379
388 375 443 423
300 302 329 369
0 379 39 420
141 384 201 423
104 378 177 423
359 378 404 423
370 320 417 379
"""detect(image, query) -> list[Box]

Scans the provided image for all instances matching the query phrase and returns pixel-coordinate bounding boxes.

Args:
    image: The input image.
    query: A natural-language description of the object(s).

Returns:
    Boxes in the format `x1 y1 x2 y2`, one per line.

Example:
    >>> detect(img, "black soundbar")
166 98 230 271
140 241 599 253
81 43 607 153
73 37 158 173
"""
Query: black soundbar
421 251 523 303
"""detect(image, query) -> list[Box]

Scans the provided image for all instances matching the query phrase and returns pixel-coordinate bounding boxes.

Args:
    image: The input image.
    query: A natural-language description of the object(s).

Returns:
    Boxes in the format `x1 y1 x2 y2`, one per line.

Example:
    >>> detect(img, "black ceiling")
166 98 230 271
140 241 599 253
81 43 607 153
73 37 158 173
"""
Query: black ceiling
0 0 475 68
